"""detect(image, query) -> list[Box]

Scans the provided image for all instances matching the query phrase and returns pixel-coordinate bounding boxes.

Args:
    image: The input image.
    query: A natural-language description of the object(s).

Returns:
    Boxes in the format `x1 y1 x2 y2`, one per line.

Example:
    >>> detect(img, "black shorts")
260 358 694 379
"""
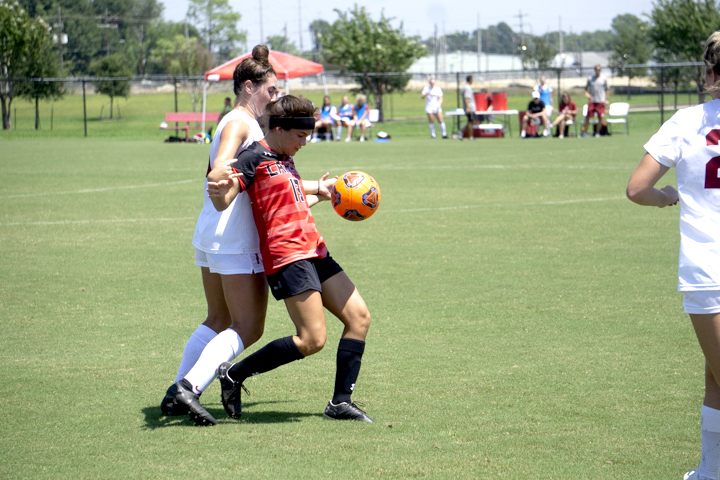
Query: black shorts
266 255 344 301
466 111 477 123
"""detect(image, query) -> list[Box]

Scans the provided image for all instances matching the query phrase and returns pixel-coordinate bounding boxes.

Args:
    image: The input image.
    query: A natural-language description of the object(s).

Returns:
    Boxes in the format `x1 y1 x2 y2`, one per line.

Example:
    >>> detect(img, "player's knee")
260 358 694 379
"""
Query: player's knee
352 308 372 337
297 331 327 356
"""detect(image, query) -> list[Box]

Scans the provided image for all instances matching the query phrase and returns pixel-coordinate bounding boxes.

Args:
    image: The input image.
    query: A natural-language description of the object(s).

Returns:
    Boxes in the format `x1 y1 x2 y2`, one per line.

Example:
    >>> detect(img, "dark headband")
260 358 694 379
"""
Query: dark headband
268 116 315 130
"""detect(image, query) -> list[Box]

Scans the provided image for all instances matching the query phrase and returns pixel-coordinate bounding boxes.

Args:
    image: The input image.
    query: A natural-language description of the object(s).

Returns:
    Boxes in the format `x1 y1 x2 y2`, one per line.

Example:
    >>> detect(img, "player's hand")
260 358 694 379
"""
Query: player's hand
658 185 679 207
207 159 237 183
207 179 233 198
318 172 338 201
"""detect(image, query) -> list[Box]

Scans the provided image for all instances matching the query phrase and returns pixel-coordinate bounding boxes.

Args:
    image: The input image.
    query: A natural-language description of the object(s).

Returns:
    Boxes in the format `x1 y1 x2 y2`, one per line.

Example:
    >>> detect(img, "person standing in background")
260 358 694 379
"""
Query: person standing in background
535 75 553 120
460 75 476 141
421 78 447 139
581 64 609 138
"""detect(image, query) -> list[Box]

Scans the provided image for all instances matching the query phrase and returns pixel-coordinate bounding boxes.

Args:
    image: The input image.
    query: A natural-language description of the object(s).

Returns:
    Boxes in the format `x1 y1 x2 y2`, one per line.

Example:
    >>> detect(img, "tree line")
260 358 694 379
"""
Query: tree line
1 0 719 130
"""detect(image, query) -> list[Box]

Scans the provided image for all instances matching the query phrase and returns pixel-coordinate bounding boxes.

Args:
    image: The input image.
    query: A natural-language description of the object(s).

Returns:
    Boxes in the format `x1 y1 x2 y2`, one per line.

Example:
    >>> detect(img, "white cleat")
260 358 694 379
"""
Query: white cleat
683 467 699 480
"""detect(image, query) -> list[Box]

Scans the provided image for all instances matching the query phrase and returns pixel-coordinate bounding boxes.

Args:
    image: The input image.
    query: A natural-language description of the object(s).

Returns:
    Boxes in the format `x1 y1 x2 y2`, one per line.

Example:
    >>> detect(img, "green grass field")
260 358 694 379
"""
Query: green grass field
0 134 702 479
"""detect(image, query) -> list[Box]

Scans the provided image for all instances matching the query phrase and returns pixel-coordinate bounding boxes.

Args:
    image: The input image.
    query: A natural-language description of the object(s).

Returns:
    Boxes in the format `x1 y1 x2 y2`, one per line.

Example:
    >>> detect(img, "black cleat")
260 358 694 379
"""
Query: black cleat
218 362 248 419
323 401 374 422
170 381 217 426
160 384 189 416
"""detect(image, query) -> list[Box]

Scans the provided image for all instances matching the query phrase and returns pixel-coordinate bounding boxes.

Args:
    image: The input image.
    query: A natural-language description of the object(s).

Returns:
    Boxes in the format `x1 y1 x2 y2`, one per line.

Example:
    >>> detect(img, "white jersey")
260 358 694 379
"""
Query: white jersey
422 85 443 114
192 109 264 254
644 99 720 291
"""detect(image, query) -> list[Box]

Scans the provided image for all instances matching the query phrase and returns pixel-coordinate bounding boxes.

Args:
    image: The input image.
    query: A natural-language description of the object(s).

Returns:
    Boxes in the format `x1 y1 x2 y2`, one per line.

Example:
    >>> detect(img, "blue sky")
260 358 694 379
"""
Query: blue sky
160 0 654 51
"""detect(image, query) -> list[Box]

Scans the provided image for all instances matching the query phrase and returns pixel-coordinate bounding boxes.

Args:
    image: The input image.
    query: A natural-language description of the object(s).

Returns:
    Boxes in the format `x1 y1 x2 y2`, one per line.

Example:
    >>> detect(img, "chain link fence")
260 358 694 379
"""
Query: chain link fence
1 62 708 138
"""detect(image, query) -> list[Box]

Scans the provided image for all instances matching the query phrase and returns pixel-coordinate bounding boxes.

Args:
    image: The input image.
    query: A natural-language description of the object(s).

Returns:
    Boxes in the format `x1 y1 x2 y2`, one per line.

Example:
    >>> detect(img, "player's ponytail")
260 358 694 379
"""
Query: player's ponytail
703 31 720 94
233 44 276 96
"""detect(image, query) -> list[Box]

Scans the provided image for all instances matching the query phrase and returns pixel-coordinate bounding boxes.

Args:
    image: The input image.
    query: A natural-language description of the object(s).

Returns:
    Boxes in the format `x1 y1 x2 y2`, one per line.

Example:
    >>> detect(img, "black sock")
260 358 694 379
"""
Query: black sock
228 336 304 384
332 338 365 404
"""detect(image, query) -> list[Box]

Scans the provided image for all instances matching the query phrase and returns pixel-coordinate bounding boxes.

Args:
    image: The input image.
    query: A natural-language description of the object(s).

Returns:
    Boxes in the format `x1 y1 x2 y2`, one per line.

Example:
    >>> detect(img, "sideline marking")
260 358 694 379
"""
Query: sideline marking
1 217 196 227
0 196 627 227
390 196 627 214
0 179 198 200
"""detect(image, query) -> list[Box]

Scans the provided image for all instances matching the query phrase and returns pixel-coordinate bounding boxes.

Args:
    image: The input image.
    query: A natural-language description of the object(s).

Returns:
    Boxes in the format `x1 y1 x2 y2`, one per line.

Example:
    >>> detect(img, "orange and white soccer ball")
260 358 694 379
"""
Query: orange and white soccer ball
331 171 381 221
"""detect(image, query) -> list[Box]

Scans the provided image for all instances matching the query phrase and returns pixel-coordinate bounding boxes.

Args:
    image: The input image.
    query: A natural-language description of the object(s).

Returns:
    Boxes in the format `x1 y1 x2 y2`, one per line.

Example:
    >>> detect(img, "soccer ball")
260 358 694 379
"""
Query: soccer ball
331 171 381 221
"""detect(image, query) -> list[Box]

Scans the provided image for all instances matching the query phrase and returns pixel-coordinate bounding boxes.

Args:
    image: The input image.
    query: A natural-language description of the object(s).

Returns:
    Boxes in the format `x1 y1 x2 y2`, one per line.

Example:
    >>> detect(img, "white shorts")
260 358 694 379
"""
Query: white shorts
683 290 720 314
544 106 553 117
425 107 442 115
195 248 264 275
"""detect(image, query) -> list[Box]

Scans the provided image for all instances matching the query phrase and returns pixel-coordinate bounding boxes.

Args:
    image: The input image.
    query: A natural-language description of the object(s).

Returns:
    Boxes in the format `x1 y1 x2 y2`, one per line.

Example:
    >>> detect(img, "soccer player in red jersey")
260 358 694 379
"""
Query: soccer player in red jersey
205 95 374 422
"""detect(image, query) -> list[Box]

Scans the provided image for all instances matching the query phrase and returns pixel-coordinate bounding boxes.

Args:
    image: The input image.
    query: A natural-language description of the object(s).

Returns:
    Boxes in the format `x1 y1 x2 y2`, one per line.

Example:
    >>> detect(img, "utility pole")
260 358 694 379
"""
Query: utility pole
514 9 528 49
298 0 303 52
105 8 110 56
440 20 447 72
559 16 563 58
259 0 264 44
514 9 529 71
434 23 438 74
56 7 64 69
284 23 288 52
97 8 118 57
477 13 481 73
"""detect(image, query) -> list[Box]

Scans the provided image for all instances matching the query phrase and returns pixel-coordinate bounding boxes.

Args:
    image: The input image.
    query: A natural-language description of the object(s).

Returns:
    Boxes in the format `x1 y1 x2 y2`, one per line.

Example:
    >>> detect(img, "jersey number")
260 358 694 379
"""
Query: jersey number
706 129 720 189
289 178 305 203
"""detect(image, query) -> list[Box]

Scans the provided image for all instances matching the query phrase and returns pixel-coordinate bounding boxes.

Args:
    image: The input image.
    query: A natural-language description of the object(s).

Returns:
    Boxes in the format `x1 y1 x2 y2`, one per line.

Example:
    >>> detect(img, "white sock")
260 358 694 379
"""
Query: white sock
174 325 217 383
429 123 436 137
183 329 245 394
440 122 447 136
336 126 342 138
700 405 720 480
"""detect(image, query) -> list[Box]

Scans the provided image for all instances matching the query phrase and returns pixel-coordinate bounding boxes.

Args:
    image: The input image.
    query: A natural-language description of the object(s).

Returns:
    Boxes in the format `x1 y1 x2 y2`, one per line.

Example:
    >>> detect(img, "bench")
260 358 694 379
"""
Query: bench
161 112 221 141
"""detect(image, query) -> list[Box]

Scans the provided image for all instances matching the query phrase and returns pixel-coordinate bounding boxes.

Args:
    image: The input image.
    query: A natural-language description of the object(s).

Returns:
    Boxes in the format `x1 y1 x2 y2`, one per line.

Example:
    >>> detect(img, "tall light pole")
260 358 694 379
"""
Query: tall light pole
477 13 481 72
298 0 303 52
259 0 264 44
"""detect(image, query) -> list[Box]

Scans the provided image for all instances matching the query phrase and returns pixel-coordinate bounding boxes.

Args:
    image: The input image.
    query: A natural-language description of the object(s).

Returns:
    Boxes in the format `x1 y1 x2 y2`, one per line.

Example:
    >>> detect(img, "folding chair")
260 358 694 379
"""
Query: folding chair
606 102 630 135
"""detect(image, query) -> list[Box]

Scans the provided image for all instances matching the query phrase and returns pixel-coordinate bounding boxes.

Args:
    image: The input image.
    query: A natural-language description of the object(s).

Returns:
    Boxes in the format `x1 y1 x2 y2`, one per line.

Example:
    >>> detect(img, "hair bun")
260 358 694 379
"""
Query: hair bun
252 44 270 64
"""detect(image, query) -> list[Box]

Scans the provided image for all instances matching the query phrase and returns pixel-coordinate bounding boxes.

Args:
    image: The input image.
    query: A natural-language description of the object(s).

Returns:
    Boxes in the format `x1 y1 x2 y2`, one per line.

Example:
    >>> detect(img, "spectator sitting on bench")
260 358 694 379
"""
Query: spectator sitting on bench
550 92 577 139
521 91 549 138
311 95 337 142
335 96 355 142
353 94 372 142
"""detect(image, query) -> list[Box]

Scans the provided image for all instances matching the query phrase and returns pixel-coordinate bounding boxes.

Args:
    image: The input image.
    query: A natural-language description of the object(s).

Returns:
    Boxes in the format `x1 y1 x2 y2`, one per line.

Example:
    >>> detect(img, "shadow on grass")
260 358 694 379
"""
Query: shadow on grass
141 400 323 429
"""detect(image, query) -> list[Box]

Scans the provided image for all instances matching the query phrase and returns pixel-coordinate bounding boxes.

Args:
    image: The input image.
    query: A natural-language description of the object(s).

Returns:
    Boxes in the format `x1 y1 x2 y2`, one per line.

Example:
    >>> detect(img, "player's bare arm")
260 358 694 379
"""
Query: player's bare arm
626 153 678 208
303 172 336 202
207 178 240 211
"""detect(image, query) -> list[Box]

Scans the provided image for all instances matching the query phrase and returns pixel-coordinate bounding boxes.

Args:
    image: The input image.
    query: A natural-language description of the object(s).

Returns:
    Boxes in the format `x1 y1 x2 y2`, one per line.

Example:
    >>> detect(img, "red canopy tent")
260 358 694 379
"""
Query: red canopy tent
205 50 324 82
201 50 325 132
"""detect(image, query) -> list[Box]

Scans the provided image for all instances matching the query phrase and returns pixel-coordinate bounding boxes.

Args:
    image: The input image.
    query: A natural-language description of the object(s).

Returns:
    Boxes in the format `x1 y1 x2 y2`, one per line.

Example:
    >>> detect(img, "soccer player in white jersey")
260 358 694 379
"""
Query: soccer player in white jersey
627 31 720 480
158 45 277 422
160 46 336 425
421 78 447 139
